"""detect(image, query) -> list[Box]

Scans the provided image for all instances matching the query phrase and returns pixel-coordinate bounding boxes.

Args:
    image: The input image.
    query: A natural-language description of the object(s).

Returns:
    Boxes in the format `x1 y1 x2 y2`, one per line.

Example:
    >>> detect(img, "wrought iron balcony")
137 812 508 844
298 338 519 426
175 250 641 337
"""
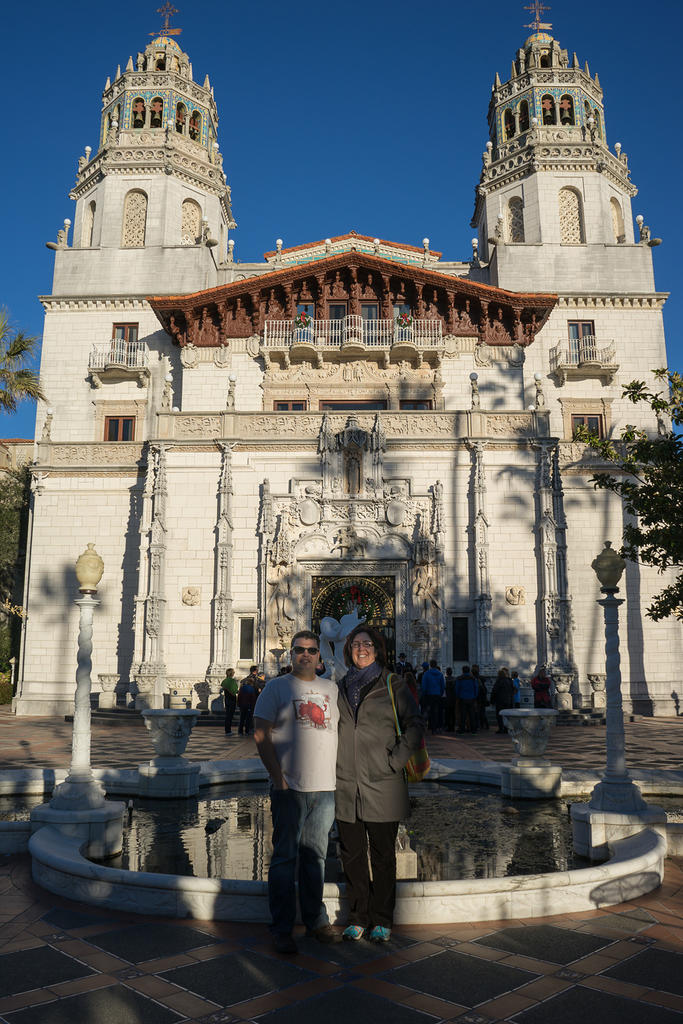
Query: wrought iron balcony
262 315 443 352
88 340 150 388
549 337 618 385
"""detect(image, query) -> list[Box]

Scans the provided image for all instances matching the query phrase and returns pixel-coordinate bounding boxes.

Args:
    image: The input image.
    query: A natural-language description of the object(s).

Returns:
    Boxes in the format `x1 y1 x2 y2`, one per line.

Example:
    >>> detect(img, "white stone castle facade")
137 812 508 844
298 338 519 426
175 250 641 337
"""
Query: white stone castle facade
14 27 682 716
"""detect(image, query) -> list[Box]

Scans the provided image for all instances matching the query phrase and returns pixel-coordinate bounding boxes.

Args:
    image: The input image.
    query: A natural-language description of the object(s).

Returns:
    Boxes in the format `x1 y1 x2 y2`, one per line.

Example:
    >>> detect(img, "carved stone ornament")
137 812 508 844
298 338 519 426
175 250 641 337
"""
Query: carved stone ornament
505 585 526 606
246 335 260 358
298 498 320 526
386 499 406 526
182 586 201 606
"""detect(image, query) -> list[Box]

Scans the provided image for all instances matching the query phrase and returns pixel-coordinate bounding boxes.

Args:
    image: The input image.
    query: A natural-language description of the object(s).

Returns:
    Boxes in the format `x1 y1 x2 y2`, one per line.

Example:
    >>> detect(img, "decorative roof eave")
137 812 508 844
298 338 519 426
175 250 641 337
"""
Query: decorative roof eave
263 230 443 260
148 250 556 346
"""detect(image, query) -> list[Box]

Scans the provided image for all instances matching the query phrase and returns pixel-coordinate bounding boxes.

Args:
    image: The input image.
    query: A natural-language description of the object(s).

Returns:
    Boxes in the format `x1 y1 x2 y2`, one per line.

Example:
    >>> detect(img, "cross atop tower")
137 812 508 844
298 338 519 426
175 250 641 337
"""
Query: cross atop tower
523 0 552 33
153 2 182 37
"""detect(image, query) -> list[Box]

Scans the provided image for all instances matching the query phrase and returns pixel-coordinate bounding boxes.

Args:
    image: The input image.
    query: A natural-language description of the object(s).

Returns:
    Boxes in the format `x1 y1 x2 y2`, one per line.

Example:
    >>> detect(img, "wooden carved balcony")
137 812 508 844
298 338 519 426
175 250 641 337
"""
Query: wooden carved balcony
262 315 443 364
549 337 618 385
88 340 150 388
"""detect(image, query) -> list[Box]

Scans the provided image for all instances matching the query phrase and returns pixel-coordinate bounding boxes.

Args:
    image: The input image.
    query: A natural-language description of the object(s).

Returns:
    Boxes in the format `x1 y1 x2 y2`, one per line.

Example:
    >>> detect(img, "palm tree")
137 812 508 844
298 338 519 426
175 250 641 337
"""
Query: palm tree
0 309 46 413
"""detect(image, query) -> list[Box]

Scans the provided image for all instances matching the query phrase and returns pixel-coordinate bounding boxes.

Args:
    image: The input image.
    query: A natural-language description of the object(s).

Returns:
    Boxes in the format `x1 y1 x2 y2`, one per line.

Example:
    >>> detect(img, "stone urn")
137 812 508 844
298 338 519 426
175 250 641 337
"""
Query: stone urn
75 543 104 593
499 709 561 799
501 708 559 758
141 709 200 761
139 709 201 798
588 673 606 711
97 673 119 709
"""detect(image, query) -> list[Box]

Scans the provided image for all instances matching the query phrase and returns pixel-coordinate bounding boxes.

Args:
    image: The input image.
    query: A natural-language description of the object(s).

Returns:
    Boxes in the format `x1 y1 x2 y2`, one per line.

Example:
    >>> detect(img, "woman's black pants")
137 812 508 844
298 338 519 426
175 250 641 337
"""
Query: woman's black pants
337 818 399 928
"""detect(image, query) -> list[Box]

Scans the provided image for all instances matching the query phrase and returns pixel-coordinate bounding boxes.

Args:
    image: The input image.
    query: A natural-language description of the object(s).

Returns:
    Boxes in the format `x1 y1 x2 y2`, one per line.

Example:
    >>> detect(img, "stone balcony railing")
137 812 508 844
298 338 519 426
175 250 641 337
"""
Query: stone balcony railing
88 340 150 388
262 315 443 351
549 337 618 385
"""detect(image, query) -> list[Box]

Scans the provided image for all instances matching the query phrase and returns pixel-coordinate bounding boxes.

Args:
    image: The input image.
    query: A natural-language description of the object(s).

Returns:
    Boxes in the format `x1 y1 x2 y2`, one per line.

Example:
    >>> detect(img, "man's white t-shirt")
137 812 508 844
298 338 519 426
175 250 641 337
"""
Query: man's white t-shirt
254 673 339 792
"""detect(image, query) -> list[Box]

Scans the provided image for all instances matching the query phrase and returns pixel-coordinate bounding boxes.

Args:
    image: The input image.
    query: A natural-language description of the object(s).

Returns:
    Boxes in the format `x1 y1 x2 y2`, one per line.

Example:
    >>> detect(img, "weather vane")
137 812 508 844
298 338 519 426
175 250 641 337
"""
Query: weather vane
152 2 182 37
523 0 552 32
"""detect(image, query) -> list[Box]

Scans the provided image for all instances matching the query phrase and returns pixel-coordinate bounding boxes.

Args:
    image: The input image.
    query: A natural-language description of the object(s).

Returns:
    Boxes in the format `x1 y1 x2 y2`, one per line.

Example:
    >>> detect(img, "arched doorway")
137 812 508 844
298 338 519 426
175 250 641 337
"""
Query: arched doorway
311 575 396 664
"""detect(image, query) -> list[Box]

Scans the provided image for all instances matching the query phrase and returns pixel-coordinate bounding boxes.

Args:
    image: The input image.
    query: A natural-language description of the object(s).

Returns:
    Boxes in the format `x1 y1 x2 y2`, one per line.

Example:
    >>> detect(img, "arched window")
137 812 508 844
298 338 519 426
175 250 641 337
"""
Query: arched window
131 97 146 129
82 200 96 247
150 97 164 128
122 190 148 247
584 100 591 123
610 197 625 244
559 95 574 125
189 110 202 141
541 94 556 125
504 109 515 140
181 199 202 245
175 102 186 134
593 109 603 139
558 187 585 244
155 52 166 70
506 197 525 243
518 100 530 133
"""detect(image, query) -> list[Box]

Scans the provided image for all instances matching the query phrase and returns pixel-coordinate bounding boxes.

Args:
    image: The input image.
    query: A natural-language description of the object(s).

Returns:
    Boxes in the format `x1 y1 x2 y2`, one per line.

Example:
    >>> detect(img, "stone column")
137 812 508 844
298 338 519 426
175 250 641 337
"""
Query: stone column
206 443 234 696
136 444 168 707
257 479 275 668
551 445 577 692
468 441 494 675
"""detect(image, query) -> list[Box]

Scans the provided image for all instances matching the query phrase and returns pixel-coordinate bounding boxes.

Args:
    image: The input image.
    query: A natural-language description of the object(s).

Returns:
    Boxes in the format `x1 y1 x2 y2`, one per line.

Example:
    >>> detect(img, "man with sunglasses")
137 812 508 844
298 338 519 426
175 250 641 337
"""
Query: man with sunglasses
254 630 340 954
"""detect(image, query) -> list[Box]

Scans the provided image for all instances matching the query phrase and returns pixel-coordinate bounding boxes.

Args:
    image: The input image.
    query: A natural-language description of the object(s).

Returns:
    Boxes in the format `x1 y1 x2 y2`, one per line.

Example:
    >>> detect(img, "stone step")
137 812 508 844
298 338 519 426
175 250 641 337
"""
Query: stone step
65 708 227 727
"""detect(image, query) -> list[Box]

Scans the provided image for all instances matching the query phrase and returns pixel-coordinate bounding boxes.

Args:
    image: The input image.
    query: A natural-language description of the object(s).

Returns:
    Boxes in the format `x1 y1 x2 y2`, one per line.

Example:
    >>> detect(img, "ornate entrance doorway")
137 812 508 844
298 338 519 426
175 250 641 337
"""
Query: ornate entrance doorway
311 575 396 664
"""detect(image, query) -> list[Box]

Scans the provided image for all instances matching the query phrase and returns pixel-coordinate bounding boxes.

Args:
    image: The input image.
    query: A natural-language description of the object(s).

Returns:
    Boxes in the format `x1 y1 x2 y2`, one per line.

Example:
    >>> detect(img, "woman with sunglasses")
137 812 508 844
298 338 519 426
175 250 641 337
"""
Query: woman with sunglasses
335 623 424 943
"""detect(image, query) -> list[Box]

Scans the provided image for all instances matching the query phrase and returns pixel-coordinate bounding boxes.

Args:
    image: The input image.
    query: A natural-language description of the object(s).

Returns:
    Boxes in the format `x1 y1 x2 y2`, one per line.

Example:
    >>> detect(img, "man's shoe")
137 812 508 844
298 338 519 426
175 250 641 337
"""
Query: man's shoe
306 924 340 944
369 925 391 942
272 933 298 955
342 925 365 941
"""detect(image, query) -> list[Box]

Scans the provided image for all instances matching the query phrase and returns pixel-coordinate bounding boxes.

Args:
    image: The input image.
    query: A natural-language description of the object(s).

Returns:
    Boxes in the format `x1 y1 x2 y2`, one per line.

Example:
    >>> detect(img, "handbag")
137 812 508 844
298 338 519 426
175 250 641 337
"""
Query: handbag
386 674 430 782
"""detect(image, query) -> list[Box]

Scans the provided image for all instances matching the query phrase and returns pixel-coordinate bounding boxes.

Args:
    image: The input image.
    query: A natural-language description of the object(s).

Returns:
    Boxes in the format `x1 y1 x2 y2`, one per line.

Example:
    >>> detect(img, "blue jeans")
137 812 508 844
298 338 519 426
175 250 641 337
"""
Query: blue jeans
268 788 335 936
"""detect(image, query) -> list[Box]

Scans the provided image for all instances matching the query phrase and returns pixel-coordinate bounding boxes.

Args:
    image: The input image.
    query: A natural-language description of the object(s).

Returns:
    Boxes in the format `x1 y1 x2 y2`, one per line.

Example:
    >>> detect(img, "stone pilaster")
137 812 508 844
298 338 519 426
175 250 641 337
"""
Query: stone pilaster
468 441 494 674
206 443 234 688
135 443 168 706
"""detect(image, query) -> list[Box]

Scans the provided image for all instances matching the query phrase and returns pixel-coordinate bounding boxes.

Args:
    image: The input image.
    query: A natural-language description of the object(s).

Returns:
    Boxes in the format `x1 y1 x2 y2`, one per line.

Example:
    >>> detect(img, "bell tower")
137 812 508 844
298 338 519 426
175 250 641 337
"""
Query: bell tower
64 12 235 294
471 12 656 294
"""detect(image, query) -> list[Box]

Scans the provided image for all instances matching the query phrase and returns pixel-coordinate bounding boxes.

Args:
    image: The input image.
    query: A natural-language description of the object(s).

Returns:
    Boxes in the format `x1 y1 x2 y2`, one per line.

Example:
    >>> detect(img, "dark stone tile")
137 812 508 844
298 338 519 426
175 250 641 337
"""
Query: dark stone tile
604 947 683 996
87 922 216 963
382 949 538 1006
0 946 94 997
4 986 183 1024
257 986 437 1024
511 985 683 1024
40 908 111 930
293 931 417 966
474 924 612 965
160 950 314 1005
196 1013 238 1024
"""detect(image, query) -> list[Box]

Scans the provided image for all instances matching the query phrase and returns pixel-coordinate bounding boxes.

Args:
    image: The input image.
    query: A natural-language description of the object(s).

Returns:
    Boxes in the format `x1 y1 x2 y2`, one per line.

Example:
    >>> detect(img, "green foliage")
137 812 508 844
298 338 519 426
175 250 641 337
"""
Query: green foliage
0 672 12 704
0 308 46 413
575 369 683 621
0 465 30 671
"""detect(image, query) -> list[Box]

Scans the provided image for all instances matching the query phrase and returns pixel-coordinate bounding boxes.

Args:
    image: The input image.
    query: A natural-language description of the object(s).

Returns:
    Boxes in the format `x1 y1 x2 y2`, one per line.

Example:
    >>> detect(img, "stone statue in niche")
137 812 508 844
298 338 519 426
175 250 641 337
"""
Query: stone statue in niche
345 449 362 495
505 585 526 606
267 560 294 625
413 563 440 622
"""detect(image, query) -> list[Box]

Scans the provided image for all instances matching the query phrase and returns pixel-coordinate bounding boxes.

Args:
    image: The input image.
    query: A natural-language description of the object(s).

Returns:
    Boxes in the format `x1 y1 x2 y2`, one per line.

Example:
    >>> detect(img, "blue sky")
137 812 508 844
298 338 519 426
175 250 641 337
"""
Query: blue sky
1 0 681 439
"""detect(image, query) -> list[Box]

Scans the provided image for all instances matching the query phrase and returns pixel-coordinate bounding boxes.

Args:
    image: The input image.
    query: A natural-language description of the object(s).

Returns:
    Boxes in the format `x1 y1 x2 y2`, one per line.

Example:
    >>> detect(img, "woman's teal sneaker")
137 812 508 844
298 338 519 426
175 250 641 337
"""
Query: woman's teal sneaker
342 925 365 941
369 925 391 942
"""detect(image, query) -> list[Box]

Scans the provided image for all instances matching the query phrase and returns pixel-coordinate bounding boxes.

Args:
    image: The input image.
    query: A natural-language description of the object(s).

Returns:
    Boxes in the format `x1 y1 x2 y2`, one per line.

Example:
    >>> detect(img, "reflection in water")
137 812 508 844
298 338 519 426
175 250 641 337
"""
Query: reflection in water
103 782 604 881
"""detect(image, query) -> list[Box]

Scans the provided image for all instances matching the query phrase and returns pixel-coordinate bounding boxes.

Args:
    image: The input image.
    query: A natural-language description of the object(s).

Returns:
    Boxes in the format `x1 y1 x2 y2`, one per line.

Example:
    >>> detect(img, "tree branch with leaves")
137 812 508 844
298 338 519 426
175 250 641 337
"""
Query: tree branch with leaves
575 369 683 621
0 309 46 413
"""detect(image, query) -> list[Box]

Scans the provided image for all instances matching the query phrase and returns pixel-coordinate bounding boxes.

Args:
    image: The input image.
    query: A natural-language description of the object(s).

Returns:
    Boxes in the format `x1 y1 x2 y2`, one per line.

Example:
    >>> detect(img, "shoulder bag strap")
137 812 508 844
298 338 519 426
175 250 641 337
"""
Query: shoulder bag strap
386 673 402 738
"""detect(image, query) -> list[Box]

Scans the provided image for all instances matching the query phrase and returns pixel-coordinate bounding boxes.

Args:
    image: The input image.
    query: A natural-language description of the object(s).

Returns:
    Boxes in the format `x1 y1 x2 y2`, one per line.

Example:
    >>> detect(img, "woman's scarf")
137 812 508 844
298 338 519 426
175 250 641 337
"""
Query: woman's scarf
343 662 381 713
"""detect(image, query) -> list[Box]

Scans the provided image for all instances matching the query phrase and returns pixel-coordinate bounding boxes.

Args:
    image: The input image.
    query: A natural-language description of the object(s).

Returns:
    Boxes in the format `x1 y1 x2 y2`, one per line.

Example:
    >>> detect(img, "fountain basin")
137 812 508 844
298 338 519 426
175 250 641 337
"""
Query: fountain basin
29 822 666 924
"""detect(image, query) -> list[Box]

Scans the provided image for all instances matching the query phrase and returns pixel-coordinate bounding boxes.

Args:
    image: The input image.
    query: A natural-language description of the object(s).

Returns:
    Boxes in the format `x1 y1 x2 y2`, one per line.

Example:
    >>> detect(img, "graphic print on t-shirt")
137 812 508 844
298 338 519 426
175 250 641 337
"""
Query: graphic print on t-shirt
292 693 330 729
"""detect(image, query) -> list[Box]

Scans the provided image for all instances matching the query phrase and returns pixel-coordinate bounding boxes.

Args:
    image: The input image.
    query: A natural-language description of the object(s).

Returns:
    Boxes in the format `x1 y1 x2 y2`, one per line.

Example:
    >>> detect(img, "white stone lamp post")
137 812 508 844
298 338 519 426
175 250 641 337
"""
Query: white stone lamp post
30 545 126 858
571 541 665 859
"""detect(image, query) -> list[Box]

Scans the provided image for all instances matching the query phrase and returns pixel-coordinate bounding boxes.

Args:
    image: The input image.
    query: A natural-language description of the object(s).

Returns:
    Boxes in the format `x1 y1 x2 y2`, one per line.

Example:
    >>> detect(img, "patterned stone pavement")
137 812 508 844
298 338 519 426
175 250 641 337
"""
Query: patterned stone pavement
1 707 682 1022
